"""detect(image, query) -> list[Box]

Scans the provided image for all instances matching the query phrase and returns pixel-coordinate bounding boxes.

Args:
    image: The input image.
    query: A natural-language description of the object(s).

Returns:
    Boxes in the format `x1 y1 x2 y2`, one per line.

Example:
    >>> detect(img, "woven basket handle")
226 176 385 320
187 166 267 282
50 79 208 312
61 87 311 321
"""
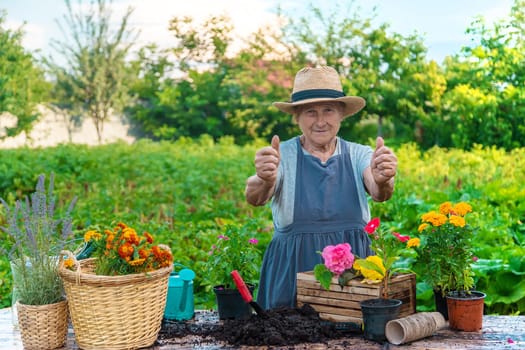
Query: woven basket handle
59 249 79 268
60 249 83 284
158 244 172 254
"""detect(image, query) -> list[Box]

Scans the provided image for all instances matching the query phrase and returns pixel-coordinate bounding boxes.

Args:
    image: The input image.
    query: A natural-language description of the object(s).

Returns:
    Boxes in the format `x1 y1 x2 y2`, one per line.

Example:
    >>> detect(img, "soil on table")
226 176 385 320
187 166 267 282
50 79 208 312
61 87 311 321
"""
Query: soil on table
157 304 360 348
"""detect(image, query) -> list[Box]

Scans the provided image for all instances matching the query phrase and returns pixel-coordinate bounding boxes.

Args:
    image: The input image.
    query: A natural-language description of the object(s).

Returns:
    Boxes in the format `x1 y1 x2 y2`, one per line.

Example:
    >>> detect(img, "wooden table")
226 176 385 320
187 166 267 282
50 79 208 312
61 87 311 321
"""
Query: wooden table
1 307 523 349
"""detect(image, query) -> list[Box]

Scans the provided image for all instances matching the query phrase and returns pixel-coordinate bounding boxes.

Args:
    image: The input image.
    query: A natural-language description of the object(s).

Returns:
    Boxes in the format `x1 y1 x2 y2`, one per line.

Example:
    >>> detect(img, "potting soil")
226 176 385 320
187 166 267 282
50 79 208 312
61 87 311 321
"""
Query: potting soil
157 304 358 347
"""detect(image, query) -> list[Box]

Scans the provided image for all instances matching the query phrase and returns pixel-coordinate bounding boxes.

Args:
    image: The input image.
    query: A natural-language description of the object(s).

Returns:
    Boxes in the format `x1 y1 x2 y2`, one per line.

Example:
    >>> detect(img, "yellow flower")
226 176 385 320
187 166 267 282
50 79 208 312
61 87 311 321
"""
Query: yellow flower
128 258 146 266
421 211 448 227
418 223 429 232
449 215 466 227
453 202 472 216
407 237 421 248
122 227 139 245
354 256 386 281
439 202 453 215
64 257 75 270
84 230 102 242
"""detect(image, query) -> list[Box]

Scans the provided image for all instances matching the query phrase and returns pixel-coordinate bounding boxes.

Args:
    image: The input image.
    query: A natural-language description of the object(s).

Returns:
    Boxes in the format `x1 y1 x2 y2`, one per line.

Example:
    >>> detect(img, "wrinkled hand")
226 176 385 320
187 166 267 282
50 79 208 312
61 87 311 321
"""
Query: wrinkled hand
370 137 397 185
255 135 280 183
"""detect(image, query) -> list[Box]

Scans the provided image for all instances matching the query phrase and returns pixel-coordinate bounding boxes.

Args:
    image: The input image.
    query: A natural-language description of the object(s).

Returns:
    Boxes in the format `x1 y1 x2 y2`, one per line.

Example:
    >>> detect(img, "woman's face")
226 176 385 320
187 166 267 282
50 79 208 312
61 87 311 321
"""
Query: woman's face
295 102 344 146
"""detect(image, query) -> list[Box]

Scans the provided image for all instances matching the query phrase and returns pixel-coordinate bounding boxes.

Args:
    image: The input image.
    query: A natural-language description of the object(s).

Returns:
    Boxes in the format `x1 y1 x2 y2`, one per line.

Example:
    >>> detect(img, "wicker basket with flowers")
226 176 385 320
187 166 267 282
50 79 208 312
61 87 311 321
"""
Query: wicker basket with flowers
59 222 173 350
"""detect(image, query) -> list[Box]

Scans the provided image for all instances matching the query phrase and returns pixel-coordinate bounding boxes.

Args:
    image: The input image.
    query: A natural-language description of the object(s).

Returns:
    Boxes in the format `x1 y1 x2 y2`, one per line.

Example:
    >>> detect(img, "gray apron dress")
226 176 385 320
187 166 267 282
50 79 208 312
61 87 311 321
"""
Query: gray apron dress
256 137 373 309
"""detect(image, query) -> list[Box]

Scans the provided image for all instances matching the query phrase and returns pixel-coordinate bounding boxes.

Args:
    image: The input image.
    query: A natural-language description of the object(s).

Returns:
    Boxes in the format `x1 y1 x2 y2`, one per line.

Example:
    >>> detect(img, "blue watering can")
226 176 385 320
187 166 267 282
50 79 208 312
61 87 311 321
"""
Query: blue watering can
164 264 195 321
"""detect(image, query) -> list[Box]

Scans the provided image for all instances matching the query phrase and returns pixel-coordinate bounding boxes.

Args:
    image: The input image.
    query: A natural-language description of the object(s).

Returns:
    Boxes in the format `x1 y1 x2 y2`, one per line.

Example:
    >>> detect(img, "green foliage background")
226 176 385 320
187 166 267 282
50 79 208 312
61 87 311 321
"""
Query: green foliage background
1 0 525 316
0 138 524 314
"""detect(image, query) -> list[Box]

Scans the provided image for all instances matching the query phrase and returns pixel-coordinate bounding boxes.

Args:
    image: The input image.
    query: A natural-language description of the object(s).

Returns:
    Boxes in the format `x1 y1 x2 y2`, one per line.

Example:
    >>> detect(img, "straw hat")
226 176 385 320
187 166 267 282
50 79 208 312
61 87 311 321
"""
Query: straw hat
273 66 365 118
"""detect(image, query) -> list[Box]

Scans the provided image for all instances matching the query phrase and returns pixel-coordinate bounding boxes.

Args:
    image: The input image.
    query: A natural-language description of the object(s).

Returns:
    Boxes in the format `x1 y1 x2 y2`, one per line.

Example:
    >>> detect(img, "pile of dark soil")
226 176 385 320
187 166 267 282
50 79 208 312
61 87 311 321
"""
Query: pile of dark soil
157 304 357 347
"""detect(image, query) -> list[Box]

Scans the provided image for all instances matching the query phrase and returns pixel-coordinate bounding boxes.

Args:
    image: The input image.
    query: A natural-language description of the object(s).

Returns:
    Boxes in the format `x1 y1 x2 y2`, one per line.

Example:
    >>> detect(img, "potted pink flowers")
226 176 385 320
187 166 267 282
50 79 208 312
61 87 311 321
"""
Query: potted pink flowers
314 218 419 295
312 217 420 342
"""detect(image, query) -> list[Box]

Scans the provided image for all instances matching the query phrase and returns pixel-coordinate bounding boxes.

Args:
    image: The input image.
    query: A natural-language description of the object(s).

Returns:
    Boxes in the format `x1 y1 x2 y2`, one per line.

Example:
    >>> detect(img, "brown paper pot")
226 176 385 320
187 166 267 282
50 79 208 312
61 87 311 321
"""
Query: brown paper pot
446 291 486 332
385 312 446 345
17 300 68 350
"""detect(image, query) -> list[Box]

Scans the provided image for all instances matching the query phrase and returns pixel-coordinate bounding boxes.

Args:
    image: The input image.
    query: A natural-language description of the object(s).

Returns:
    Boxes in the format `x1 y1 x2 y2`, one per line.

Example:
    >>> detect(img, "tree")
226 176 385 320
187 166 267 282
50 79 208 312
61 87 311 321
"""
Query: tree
442 0 525 149
46 0 137 143
0 11 48 138
127 15 237 141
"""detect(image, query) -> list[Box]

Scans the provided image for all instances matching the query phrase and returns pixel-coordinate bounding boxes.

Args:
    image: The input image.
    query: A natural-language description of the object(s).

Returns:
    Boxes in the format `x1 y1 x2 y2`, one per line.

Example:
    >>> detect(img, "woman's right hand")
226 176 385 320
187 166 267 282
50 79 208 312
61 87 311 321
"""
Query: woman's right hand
255 135 280 184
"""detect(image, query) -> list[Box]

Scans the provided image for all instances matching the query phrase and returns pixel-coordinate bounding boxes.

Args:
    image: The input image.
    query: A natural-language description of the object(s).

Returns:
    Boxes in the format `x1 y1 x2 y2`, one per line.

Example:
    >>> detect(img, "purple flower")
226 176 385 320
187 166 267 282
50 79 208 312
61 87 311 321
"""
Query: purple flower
248 238 258 245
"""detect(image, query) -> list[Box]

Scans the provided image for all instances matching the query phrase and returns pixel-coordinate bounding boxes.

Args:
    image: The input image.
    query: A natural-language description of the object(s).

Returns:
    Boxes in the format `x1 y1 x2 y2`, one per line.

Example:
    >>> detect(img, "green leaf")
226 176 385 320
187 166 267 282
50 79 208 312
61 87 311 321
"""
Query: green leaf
509 256 525 275
314 264 333 290
356 259 386 278
338 269 359 286
483 272 525 306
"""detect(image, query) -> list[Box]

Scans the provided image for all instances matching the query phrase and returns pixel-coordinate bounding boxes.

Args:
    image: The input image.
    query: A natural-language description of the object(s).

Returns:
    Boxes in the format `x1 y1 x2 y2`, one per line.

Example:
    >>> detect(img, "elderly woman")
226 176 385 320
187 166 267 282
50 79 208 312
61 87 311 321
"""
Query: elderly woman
245 66 398 309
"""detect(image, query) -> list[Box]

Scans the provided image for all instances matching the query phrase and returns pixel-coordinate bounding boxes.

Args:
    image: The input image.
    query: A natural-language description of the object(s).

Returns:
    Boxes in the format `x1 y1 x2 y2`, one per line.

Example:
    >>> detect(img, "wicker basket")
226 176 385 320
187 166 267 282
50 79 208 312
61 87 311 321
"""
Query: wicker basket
58 250 172 350
17 299 68 350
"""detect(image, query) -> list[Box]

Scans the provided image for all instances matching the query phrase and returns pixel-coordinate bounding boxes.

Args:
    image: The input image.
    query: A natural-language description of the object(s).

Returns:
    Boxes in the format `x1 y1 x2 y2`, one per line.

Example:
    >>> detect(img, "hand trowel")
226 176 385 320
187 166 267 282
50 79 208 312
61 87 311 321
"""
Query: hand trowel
231 270 267 317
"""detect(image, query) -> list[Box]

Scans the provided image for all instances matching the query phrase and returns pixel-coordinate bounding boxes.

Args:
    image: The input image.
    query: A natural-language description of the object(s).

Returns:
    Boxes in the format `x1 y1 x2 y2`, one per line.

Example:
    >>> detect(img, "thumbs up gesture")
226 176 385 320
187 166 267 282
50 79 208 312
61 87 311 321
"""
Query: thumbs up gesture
370 137 397 185
255 135 281 183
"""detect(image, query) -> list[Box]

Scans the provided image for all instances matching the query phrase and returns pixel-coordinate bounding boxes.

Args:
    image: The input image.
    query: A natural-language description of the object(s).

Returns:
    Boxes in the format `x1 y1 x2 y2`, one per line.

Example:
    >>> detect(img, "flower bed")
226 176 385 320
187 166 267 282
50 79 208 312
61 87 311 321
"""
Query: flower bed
296 271 416 327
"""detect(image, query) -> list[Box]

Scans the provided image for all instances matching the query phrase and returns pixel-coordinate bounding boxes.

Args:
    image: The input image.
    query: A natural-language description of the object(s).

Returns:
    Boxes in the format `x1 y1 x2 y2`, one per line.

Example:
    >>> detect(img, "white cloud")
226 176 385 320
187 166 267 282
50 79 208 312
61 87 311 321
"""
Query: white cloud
4 19 48 54
115 0 279 54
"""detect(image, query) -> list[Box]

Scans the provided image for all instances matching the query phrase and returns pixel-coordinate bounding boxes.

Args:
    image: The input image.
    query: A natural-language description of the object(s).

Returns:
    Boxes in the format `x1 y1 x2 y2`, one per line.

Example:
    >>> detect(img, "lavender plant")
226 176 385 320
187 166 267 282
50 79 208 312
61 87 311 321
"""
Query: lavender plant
1 174 77 305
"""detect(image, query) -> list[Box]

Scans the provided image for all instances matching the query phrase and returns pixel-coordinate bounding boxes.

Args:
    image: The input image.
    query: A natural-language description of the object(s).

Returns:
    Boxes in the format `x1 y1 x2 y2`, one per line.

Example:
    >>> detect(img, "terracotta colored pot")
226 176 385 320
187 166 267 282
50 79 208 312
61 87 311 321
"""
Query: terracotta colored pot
446 291 486 331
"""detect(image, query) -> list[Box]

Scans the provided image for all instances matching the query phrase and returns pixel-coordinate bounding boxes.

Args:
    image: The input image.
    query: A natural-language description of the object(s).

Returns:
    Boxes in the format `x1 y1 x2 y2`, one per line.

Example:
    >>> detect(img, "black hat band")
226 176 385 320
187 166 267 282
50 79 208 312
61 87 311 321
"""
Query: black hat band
291 89 345 102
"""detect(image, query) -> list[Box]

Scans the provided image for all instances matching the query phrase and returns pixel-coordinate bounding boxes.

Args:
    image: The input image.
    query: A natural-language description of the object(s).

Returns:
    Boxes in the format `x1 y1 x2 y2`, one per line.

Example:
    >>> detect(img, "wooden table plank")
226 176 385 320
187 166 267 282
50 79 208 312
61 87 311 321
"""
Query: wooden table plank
1 307 524 349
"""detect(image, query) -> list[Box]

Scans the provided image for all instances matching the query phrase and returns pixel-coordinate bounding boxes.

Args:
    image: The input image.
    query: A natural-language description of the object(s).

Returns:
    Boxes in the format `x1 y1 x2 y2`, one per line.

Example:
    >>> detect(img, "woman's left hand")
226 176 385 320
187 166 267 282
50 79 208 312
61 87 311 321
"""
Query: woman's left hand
370 137 397 185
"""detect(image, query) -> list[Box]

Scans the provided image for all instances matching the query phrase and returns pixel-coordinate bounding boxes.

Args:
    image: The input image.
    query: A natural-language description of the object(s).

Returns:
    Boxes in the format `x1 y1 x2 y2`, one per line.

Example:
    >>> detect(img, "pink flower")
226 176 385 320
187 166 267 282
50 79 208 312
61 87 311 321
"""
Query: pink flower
393 232 410 243
218 235 229 240
248 238 258 245
365 218 380 234
472 256 479 262
321 243 355 275
507 338 514 344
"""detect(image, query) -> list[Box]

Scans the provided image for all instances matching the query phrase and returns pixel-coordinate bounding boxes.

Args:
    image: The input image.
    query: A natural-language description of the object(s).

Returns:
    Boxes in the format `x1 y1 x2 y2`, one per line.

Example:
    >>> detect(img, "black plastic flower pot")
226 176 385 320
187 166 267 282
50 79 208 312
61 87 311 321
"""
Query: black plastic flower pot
213 285 254 320
360 298 402 342
433 289 449 320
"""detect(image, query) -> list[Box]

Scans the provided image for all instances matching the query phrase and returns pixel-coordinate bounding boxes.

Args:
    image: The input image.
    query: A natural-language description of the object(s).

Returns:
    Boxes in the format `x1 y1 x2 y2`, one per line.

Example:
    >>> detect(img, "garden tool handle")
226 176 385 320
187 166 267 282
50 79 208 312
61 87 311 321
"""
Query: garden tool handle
231 270 253 303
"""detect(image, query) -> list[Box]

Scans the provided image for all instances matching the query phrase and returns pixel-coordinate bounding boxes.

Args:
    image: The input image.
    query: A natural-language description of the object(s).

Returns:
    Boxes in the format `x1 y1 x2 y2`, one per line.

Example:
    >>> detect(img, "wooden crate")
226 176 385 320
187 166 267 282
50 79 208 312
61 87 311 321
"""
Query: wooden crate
296 271 416 326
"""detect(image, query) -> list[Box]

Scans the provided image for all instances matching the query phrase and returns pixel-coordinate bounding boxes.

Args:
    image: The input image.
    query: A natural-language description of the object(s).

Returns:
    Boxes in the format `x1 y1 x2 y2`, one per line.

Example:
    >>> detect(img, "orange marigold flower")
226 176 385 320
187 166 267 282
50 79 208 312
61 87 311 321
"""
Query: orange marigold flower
439 202 453 215
105 234 115 249
138 248 149 259
453 202 472 217
421 211 448 227
144 232 154 244
117 222 127 230
152 245 162 259
122 227 140 245
118 242 134 259
449 215 466 227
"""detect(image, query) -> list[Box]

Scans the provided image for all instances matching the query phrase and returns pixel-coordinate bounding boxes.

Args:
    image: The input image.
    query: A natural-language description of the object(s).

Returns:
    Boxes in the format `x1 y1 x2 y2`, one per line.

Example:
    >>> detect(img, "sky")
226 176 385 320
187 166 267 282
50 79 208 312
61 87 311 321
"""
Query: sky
1 0 515 64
